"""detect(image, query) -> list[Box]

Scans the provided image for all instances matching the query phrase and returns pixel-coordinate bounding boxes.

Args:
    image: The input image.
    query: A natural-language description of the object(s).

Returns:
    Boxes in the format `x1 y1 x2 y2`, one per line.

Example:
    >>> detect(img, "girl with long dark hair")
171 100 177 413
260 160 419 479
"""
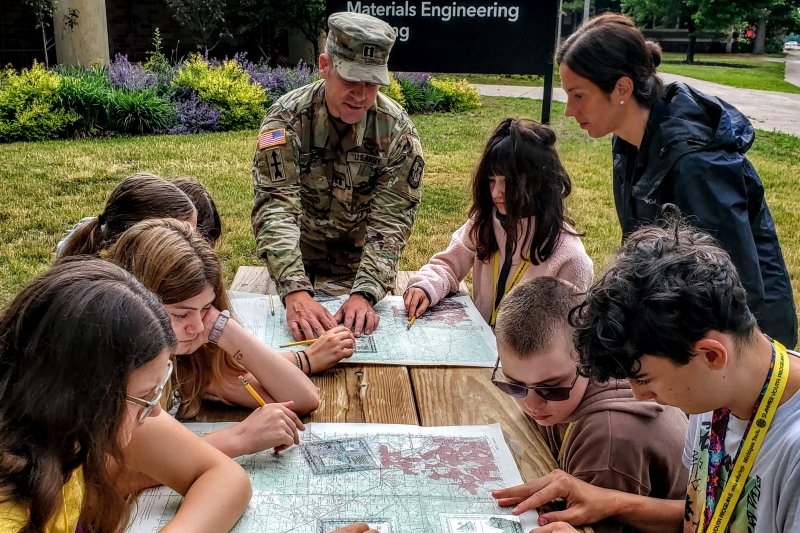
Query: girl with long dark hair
404 118 592 326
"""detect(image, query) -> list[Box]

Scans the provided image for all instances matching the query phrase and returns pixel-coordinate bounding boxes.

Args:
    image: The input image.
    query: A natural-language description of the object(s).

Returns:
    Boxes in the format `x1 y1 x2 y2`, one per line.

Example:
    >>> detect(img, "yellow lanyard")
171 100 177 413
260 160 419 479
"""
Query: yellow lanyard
697 341 790 533
557 421 576 465
489 251 531 326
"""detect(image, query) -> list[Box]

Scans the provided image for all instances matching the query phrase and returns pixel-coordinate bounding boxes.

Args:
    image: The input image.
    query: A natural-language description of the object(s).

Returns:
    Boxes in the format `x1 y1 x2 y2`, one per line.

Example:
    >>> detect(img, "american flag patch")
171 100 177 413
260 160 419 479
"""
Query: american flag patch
258 128 286 150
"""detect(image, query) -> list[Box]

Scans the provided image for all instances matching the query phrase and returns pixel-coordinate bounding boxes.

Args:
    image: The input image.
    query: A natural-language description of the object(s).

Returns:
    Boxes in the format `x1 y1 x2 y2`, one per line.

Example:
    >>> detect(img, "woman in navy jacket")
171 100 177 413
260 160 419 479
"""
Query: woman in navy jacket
556 12 797 348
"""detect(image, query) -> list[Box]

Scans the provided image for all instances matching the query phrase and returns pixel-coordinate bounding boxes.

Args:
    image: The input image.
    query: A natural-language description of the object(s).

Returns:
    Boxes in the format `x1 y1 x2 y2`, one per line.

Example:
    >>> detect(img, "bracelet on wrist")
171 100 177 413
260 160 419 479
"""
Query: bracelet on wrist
208 309 230 345
298 350 311 376
293 351 302 371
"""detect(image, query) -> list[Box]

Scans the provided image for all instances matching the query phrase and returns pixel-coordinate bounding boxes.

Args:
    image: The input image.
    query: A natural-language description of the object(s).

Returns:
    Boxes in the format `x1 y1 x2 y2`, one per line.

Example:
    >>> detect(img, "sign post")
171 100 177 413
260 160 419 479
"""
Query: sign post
327 1 561 123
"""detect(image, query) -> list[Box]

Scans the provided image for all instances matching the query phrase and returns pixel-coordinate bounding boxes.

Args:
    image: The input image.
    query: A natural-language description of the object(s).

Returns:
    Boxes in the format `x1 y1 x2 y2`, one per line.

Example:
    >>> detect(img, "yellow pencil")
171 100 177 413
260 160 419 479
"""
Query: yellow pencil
239 375 266 407
279 338 318 348
407 316 416 330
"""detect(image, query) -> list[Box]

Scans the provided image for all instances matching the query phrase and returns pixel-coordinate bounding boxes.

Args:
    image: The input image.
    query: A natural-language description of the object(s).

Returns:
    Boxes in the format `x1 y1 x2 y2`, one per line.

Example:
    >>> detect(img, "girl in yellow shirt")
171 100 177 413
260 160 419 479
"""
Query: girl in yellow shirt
0 259 251 533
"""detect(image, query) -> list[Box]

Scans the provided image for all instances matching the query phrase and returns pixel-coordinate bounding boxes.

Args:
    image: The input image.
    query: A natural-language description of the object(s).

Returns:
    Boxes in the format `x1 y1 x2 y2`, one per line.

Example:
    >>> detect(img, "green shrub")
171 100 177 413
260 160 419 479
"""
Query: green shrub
173 55 266 130
380 74 406 108
109 89 176 134
57 68 113 135
0 63 79 142
429 77 480 112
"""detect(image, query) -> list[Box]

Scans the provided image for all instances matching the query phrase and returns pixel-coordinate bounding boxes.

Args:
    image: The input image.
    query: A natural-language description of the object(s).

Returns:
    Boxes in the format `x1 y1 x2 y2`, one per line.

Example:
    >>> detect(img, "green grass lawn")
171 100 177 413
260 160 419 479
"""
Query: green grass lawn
658 52 800 94
2 97 800 315
449 52 799 94
445 73 548 87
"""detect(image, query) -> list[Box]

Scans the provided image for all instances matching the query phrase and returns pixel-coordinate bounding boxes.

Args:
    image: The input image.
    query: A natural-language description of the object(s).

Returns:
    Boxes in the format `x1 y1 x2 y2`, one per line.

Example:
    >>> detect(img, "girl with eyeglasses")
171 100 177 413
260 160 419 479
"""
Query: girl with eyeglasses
403 118 592 327
104 219 355 468
0 259 251 533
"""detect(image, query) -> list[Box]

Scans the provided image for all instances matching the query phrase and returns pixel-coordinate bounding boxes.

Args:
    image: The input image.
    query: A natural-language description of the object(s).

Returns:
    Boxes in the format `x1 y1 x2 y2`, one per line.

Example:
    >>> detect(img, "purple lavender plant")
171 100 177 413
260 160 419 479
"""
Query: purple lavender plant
394 72 433 87
229 53 317 102
168 92 221 134
108 54 160 90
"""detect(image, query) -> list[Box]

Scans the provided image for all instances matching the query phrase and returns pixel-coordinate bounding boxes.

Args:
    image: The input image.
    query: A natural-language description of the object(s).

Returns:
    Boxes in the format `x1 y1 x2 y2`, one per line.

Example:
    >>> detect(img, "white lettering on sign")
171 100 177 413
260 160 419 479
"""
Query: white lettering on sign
347 1 520 23
421 2 519 22
348 1 418 16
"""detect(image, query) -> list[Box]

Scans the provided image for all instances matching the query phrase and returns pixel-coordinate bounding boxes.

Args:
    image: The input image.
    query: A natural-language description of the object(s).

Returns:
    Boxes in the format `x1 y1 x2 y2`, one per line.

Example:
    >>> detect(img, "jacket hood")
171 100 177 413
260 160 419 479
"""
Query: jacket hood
567 379 664 421
631 82 755 202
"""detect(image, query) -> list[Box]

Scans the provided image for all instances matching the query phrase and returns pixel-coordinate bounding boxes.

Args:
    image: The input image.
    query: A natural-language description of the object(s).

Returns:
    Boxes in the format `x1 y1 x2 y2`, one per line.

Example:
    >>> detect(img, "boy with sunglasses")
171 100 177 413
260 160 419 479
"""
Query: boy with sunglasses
490 277 688 533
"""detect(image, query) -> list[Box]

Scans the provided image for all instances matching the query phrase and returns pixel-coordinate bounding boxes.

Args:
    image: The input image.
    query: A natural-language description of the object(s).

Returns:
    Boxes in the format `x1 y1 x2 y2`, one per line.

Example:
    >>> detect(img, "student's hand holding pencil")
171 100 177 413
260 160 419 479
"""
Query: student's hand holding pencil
403 287 430 323
303 326 357 372
236 400 305 455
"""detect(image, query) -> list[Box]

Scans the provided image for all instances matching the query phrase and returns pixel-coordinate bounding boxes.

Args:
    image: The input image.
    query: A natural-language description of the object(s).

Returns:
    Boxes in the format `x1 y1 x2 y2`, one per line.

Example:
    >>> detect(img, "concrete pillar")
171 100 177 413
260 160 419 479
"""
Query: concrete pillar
54 0 110 66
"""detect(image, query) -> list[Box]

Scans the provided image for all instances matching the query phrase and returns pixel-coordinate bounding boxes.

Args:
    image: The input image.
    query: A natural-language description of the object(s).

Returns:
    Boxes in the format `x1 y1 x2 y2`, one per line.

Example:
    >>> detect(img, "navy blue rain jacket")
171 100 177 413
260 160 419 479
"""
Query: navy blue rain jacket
612 82 797 348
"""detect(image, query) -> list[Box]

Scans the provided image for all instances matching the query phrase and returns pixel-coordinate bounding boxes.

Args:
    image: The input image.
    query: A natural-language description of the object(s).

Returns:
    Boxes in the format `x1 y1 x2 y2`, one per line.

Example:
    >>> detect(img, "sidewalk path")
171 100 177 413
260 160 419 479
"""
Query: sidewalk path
475 71 800 137
785 50 800 88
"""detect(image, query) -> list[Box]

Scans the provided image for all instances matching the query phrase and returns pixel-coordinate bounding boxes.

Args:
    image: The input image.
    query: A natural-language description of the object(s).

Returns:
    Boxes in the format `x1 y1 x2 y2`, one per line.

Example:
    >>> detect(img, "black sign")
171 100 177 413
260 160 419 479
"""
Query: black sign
327 1 560 75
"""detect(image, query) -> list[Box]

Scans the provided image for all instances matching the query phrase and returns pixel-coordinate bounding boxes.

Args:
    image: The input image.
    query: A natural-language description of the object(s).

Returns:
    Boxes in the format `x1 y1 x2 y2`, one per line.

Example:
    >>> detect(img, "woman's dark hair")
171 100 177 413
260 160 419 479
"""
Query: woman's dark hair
171 177 222 245
0 259 175 533
59 173 196 257
569 212 757 383
469 118 576 264
556 12 665 107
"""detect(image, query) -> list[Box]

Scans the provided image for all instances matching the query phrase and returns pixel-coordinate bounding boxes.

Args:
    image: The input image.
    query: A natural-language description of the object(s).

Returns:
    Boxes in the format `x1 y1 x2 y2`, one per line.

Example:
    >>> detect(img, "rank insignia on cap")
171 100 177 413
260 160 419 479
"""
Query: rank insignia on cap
258 128 286 150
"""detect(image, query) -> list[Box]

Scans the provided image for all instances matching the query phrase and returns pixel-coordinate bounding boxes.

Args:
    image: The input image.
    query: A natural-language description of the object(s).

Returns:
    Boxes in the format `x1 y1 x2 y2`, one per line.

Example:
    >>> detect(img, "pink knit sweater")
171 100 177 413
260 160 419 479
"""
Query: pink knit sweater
407 214 593 323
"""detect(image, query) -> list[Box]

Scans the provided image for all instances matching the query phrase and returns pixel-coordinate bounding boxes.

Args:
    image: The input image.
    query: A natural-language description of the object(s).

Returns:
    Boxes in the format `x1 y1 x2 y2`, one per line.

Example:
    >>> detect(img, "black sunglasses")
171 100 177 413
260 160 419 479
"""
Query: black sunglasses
491 357 580 402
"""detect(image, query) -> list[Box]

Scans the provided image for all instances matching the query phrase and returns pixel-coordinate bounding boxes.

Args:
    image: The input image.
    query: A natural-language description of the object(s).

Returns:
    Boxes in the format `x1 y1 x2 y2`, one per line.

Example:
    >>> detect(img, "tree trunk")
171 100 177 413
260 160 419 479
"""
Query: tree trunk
685 16 697 63
753 9 767 55
726 28 734 53
39 17 49 67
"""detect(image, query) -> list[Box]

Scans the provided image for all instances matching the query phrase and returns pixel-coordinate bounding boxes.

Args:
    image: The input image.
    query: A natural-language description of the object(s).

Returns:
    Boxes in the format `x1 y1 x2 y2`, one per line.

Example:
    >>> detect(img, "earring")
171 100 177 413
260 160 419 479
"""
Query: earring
619 100 625 105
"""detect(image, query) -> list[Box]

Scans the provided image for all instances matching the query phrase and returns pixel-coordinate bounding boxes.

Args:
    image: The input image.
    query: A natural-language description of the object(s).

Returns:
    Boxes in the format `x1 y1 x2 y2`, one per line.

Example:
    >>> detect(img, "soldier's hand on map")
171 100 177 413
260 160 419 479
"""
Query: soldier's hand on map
330 525 378 533
403 287 430 319
305 325 357 371
492 469 612 528
334 293 380 337
237 400 305 455
285 290 337 340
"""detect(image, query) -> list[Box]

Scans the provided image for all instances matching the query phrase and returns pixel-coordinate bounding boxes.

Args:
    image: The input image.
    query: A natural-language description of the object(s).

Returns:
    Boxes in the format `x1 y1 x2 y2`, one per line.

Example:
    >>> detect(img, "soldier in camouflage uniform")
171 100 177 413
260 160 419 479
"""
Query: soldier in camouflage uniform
252 12 425 340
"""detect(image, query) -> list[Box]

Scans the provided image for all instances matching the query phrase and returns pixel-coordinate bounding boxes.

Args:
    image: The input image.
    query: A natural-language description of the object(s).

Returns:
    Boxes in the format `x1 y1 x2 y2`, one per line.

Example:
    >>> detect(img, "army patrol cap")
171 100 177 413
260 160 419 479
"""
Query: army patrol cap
326 12 397 86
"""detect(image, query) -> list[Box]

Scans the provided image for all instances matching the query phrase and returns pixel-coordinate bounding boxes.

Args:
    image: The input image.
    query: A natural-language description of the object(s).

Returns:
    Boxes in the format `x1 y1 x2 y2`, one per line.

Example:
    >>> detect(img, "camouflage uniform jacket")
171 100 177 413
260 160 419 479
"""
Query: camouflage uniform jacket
252 79 424 302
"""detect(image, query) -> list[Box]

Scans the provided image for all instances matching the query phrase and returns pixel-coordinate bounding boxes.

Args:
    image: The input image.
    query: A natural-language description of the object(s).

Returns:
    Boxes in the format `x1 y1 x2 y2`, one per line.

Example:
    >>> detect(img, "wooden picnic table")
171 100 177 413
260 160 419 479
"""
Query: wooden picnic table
198 266 593 532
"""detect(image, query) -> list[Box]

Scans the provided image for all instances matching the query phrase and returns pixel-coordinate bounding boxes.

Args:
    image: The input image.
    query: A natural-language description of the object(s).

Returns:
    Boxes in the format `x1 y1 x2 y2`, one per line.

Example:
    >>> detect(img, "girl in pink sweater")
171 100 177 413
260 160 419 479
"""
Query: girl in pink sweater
404 118 593 325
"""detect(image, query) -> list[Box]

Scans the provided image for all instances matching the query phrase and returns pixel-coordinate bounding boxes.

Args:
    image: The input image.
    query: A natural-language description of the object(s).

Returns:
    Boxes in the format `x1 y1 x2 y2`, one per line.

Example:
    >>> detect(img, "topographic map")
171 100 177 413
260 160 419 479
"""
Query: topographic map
127 423 537 533
227 292 498 367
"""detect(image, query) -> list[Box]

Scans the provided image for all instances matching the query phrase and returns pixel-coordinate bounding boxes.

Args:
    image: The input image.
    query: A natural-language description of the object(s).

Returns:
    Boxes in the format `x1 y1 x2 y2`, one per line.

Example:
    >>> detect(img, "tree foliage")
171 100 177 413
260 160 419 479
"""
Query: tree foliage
23 0 56 67
623 0 800 57
164 0 232 55
235 0 326 59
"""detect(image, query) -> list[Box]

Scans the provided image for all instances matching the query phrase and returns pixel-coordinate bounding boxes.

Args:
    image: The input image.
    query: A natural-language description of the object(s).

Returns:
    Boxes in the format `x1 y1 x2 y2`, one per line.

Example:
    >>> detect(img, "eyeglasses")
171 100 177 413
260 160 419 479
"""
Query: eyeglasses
126 359 173 423
491 357 580 402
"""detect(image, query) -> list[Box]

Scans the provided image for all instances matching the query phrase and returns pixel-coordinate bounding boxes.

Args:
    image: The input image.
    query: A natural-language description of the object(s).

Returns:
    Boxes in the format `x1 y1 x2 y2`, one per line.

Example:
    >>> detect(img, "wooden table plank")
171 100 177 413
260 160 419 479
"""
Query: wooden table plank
230 265 275 294
306 365 418 425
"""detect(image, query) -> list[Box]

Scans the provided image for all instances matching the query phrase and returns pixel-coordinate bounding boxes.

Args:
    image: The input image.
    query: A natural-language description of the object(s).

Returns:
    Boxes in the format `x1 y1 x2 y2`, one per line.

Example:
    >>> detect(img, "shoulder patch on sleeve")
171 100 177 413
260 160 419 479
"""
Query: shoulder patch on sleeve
264 148 287 182
258 128 287 150
407 155 424 189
